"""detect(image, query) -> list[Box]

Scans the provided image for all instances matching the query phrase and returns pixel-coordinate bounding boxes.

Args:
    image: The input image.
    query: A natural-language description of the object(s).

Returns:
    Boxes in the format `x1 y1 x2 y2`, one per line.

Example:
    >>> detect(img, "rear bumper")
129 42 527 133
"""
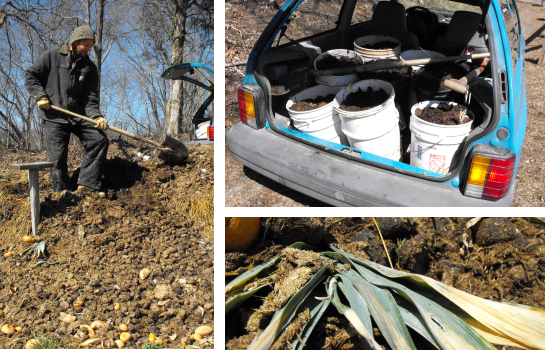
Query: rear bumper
226 122 514 206
184 140 214 147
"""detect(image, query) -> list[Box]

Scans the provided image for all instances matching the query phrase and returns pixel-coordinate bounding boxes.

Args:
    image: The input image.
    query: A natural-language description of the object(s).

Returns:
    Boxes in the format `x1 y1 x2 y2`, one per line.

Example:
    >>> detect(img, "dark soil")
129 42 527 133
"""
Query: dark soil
225 217 545 350
339 86 389 111
271 85 287 95
289 94 336 111
360 41 399 50
316 55 362 72
0 138 214 349
412 63 466 92
415 104 470 125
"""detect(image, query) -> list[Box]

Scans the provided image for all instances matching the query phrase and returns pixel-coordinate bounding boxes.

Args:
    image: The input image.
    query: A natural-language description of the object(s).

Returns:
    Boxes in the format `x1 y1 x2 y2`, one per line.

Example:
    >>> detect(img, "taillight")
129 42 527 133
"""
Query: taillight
464 152 516 201
207 125 214 141
237 84 266 129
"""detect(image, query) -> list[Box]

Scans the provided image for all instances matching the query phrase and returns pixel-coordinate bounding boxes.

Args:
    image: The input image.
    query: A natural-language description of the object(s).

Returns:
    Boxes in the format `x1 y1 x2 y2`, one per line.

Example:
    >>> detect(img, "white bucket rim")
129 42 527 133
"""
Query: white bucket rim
410 100 473 129
314 49 365 70
286 85 341 119
313 49 365 86
334 79 396 117
354 35 401 53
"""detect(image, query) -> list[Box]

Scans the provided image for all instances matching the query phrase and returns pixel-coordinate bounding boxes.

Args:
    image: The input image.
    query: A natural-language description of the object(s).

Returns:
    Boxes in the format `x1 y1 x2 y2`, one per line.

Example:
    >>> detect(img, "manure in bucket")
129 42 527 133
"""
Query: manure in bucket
362 40 400 50
339 86 390 112
415 104 470 125
316 55 362 71
289 94 336 112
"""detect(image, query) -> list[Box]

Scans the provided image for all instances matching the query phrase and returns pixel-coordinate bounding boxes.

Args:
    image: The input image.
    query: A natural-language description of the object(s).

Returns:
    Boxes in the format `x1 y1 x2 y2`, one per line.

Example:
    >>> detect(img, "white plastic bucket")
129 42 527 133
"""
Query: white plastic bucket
343 123 401 161
287 85 347 145
400 50 445 72
409 100 473 174
334 80 401 161
354 35 401 61
313 49 365 87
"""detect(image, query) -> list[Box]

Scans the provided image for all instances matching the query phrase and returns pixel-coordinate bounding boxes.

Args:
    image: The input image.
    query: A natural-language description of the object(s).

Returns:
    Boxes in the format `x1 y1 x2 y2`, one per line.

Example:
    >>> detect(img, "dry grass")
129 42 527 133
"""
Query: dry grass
270 309 311 350
168 156 214 239
244 247 330 332
0 173 33 252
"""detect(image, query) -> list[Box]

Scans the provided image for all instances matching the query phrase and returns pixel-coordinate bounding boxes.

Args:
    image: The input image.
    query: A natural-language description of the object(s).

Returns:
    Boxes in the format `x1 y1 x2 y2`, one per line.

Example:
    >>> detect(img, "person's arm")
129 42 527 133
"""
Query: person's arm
24 50 52 102
83 65 104 119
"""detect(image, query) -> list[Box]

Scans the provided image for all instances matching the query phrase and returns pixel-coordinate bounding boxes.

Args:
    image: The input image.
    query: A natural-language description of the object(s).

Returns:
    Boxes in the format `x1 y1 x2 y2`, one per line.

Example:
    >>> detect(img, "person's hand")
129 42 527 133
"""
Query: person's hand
37 98 50 110
94 117 108 130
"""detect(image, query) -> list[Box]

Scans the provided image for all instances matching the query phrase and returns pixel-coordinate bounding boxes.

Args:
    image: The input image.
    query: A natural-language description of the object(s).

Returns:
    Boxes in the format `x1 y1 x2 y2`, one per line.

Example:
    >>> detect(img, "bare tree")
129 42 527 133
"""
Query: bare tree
0 0 213 149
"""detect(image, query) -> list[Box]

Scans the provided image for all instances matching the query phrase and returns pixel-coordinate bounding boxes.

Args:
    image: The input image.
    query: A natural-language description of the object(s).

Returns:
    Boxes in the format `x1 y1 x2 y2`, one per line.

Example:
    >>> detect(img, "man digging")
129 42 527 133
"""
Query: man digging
24 25 108 195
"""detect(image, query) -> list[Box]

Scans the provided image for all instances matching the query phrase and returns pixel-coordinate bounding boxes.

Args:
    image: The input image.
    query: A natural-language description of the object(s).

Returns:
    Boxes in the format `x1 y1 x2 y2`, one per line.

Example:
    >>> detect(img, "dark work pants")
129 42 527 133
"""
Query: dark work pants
43 119 109 192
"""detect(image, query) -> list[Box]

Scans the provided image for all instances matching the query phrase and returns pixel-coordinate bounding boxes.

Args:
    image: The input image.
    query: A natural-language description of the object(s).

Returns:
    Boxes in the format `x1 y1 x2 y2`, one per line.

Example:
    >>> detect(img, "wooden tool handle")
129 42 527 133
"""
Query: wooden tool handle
50 105 163 148
443 78 469 94
311 52 491 76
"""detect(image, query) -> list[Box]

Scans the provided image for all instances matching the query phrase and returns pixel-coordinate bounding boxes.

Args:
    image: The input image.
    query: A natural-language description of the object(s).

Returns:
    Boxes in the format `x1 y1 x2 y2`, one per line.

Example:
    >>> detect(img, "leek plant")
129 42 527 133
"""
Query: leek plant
226 243 544 350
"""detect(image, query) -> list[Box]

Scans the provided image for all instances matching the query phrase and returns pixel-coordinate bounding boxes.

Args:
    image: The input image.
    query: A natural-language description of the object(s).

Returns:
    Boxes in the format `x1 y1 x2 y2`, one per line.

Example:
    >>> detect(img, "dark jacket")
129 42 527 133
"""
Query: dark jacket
24 44 104 123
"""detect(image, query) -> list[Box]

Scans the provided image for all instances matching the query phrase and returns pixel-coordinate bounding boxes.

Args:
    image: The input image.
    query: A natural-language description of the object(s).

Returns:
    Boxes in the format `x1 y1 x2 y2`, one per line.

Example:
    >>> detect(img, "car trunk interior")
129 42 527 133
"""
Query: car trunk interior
256 4 497 180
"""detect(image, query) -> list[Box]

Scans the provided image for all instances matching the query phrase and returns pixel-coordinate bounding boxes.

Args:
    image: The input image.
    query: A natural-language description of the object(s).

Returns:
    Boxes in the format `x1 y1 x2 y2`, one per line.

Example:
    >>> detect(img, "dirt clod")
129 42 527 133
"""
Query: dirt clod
476 217 517 246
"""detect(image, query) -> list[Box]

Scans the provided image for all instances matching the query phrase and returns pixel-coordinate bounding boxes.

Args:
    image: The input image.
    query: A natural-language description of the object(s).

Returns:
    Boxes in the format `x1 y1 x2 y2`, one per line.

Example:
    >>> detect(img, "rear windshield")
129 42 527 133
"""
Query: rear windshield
351 0 482 25
271 0 345 47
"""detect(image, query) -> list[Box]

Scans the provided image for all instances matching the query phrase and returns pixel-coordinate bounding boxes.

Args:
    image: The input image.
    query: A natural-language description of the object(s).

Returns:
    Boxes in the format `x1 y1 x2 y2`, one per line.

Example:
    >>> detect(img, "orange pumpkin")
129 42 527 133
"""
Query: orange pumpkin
225 217 260 252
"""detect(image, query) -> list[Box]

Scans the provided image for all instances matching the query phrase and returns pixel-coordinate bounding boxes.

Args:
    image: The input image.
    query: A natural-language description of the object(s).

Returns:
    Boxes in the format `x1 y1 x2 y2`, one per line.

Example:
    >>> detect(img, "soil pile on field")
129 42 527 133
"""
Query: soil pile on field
339 86 389 111
0 138 214 349
226 217 545 350
415 104 470 125
289 94 336 112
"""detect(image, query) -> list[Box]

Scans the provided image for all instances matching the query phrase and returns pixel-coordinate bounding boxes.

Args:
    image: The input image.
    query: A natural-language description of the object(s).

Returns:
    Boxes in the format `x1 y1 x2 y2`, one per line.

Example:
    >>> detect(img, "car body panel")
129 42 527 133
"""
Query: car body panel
227 0 526 206
227 122 514 206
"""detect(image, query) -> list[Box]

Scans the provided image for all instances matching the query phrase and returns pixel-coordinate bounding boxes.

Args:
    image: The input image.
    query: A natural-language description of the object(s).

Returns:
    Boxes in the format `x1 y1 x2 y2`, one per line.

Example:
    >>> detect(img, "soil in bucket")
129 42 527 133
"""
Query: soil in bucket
339 86 390 112
272 85 287 95
362 41 400 49
412 63 466 92
415 104 470 125
316 55 362 74
289 93 336 111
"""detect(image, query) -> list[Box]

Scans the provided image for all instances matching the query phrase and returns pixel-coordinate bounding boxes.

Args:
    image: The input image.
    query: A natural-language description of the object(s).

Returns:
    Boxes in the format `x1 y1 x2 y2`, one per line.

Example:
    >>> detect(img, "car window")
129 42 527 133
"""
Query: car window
351 0 481 26
500 0 520 69
271 0 345 47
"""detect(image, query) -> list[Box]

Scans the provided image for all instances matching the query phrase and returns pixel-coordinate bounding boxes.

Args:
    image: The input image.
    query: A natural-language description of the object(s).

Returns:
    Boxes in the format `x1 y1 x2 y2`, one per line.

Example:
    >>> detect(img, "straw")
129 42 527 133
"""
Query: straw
459 109 468 123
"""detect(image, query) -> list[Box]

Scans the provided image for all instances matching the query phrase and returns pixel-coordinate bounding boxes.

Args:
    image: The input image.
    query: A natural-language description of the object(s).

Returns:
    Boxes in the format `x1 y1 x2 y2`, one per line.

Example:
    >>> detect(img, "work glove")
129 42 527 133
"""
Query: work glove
37 97 50 110
94 117 108 130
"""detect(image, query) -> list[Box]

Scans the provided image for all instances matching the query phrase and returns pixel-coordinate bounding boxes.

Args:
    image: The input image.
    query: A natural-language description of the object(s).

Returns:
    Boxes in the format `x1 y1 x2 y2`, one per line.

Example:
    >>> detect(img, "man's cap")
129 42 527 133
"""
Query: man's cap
69 26 95 46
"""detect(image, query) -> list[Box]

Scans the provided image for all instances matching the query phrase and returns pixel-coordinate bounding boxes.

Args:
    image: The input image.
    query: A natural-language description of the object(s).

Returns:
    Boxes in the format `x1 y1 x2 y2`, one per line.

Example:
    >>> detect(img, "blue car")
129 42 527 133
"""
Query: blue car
162 62 214 145
226 0 526 206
